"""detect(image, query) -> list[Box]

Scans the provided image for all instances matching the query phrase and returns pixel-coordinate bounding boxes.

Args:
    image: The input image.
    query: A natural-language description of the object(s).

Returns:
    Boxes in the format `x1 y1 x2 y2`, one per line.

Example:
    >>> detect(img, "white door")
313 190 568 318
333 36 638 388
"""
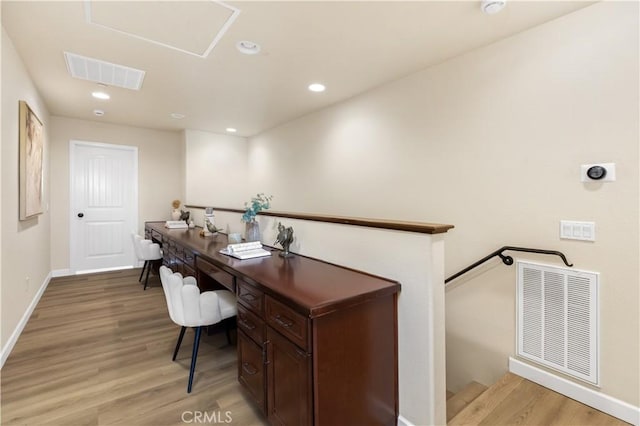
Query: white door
70 140 138 273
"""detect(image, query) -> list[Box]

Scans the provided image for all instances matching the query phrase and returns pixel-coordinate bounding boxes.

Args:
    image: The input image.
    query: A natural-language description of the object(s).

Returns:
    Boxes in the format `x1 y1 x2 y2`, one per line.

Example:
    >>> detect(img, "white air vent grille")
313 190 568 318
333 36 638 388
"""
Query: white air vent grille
517 261 599 385
64 52 145 90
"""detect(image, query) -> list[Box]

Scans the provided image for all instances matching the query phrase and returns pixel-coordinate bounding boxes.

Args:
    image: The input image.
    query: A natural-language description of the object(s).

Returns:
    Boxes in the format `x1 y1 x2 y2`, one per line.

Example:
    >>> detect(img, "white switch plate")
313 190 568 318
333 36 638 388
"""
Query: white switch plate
560 220 595 241
581 163 616 182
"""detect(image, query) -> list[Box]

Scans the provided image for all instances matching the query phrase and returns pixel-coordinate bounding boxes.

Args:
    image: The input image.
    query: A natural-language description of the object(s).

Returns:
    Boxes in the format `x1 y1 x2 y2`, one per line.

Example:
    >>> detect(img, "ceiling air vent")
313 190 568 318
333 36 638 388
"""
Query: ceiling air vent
63 52 145 90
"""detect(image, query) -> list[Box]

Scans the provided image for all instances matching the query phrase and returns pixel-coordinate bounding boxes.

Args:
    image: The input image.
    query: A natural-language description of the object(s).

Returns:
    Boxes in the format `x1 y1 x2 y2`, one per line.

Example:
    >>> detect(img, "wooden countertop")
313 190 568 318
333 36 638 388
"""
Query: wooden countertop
147 222 400 318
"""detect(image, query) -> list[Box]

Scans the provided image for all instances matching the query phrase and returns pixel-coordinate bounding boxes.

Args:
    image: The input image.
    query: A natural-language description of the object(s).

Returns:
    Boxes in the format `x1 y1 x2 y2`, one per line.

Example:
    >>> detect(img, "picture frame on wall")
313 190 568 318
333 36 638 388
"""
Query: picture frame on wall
19 100 44 220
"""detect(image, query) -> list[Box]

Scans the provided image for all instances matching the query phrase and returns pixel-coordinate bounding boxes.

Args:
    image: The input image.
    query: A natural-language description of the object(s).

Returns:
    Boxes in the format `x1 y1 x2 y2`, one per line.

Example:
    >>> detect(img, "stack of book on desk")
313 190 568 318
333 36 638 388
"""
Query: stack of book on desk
220 241 272 260
164 220 188 229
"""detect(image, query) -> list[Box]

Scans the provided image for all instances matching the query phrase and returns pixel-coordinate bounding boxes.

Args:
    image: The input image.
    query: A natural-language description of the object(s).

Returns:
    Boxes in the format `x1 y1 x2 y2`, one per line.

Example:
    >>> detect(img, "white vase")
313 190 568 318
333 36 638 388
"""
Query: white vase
171 209 181 220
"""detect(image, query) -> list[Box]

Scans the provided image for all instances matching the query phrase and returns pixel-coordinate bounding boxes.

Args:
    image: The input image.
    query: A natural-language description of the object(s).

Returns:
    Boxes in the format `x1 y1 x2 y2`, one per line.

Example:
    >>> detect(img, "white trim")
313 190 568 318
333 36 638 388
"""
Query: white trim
0 272 52 369
52 268 73 277
397 414 414 426
509 357 640 425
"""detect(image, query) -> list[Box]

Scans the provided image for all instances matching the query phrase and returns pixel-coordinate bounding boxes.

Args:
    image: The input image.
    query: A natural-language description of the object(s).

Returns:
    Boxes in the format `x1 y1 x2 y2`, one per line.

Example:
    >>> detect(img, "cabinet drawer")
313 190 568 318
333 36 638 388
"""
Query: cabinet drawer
174 243 184 259
265 296 309 351
196 257 235 292
151 229 162 242
238 304 265 346
182 249 195 268
174 244 196 268
182 263 196 278
238 279 264 315
238 331 265 413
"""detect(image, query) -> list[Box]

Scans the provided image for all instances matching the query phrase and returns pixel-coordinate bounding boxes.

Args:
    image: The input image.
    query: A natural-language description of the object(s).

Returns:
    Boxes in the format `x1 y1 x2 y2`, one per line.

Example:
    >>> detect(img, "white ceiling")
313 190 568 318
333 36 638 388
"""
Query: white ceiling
2 1 594 137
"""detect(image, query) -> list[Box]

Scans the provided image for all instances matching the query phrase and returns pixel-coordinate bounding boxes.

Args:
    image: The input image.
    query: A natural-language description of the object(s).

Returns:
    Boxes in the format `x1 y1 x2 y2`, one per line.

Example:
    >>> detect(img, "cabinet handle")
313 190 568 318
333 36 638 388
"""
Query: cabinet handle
274 314 294 328
242 362 258 375
238 318 256 331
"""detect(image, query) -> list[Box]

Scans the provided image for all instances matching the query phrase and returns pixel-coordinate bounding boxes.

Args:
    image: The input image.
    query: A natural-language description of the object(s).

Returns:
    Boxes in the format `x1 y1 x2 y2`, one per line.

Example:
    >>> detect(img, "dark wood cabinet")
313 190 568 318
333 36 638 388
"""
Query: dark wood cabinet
266 327 312 426
238 331 266 412
146 222 399 426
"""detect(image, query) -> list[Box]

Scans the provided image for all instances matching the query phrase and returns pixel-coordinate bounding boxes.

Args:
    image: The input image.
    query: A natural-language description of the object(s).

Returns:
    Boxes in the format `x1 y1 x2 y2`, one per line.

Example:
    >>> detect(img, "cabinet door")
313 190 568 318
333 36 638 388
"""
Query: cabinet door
266 328 312 426
238 330 266 413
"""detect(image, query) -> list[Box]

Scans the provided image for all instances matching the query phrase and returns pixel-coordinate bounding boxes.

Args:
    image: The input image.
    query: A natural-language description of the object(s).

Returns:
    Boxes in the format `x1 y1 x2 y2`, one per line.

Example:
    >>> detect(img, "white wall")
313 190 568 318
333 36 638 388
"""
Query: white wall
49 117 184 271
1 26 51 353
184 129 249 208
244 0 638 410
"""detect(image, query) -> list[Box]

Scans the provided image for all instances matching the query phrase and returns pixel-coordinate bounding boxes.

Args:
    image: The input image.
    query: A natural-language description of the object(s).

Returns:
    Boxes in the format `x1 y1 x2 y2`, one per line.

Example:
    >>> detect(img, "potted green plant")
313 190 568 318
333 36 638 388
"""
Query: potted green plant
242 193 273 242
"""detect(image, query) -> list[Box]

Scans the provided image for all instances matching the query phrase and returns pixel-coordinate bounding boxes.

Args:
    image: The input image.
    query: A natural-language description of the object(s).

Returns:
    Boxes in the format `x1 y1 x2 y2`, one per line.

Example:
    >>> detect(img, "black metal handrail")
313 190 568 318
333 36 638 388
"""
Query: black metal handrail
445 246 573 284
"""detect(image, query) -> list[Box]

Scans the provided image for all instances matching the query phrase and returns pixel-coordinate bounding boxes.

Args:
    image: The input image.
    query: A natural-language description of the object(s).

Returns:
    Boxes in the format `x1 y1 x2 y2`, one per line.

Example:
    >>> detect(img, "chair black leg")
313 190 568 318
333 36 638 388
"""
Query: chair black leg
138 260 147 282
172 326 187 361
143 262 152 290
188 326 203 393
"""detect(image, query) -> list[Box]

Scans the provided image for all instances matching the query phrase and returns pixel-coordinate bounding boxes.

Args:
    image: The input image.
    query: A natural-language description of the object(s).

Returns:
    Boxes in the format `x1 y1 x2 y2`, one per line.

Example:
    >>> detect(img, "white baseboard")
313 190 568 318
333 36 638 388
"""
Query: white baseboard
52 268 72 277
0 271 52 369
509 357 640 426
397 414 414 426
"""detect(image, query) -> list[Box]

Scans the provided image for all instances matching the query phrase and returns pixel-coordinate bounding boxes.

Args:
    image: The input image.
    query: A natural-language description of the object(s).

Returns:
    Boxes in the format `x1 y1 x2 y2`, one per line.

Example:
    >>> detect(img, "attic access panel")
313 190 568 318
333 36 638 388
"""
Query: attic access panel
85 0 240 58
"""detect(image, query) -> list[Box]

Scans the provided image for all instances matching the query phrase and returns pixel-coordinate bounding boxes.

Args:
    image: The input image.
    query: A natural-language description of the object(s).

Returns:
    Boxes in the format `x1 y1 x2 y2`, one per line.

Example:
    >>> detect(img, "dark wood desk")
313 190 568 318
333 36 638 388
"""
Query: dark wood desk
146 221 400 426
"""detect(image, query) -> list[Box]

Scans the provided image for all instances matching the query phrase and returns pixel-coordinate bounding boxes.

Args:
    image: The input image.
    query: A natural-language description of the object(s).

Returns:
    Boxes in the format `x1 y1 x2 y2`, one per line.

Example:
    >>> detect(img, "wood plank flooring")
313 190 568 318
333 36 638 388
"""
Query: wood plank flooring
447 381 487 422
448 373 629 426
1 269 267 426
2 269 632 425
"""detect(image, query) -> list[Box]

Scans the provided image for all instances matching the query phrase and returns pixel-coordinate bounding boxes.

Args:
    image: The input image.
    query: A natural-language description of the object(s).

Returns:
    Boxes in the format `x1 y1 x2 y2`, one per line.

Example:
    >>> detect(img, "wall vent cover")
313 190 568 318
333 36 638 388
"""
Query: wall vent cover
517 261 599 385
64 52 145 91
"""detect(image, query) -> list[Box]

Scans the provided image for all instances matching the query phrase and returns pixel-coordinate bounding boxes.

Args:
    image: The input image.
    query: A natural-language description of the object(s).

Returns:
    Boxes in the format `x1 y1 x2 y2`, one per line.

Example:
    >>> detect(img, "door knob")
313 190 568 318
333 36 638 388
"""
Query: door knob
77 213 84 218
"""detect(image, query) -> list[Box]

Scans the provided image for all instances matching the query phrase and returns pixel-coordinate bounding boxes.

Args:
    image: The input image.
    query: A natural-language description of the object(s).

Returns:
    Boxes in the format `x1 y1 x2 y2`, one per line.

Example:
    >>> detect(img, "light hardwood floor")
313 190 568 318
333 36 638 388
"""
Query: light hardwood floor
2 269 632 426
1 269 267 426
448 373 629 425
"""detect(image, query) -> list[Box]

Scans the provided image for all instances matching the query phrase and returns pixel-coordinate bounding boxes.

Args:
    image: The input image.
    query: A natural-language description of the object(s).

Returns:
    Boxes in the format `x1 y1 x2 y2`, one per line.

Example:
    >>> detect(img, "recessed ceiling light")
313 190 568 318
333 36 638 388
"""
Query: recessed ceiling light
92 91 110 100
308 83 326 92
481 0 506 15
170 113 186 119
94 109 105 116
226 127 237 133
236 40 261 55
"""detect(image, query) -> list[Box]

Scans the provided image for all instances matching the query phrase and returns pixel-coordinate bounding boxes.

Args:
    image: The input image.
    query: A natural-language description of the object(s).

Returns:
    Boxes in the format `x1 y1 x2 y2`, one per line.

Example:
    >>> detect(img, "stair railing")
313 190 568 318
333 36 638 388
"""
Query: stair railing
445 246 573 284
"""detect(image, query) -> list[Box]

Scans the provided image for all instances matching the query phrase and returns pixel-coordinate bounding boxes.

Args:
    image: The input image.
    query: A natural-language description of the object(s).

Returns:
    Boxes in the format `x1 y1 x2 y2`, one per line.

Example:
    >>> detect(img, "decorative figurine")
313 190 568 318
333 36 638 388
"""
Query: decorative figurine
180 210 190 223
274 222 294 257
203 214 218 236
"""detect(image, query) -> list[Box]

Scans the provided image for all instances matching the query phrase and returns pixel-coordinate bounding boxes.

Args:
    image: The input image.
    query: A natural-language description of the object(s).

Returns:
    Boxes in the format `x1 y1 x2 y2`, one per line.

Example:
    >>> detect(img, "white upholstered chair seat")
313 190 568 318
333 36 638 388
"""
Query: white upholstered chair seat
159 266 237 393
131 233 162 290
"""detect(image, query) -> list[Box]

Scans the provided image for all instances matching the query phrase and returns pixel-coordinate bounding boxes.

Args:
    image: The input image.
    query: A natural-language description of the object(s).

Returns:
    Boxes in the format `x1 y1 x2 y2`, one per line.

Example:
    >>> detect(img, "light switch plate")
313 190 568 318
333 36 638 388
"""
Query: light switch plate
560 220 595 241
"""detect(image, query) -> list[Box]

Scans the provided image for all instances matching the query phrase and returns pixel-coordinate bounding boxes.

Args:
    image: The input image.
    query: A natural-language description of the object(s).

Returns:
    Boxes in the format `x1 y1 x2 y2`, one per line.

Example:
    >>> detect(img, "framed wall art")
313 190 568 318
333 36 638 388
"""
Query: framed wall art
19 100 44 220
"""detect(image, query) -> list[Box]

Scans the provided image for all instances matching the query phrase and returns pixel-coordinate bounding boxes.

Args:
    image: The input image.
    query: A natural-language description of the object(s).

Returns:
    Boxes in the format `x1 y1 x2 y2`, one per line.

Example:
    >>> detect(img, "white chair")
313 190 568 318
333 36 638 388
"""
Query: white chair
159 266 237 393
131 233 162 290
